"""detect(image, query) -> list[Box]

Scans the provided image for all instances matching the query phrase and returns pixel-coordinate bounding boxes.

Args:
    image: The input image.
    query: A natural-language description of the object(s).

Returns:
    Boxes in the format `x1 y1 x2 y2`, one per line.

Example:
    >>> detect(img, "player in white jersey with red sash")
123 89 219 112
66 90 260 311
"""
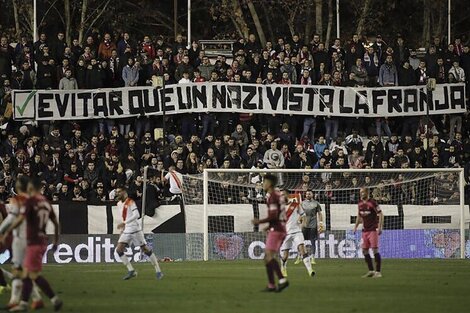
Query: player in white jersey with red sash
279 191 315 277
114 186 163 280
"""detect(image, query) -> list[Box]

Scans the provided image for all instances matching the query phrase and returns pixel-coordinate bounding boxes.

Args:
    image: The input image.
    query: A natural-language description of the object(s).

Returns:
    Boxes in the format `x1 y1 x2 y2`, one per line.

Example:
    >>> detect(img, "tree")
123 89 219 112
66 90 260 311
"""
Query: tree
304 1 314 44
246 0 266 47
325 0 333 47
422 0 431 47
315 0 323 41
356 0 372 36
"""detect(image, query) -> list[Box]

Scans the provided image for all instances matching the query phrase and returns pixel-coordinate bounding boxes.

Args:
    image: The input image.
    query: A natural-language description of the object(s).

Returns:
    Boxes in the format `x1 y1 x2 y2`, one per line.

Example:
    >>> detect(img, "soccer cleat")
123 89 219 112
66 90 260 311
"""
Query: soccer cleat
276 280 289 293
309 269 316 277
373 272 382 278
362 271 375 278
53 298 63 312
281 266 288 277
31 300 45 310
0 285 10 295
156 272 164 280
311 257 317 265
262 287 277 292
294 256 302 265
123 270 137 280
9 302 28 312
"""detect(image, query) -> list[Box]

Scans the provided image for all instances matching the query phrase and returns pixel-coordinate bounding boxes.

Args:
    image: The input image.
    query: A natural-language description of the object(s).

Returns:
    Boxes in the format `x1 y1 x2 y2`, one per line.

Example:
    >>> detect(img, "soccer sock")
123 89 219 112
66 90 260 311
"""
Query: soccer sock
120 254 134 271
10 278 22 304
265 263 275 288
281 257 287 268
31 283 42 301
0 270 6 286
1 269 13 280
311 239 316 257
21 278 33 302
302 254 312 272
374 253 382 272
35 276 55 299
270 259 284 280
364 254 374 271
148 253 162 273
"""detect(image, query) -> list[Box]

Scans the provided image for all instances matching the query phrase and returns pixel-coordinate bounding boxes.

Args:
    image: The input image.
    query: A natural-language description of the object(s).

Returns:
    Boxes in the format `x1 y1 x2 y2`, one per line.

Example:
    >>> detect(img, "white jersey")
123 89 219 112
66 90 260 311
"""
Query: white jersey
1 195 28 239
165 170 183 194
285 199 304 234
118 198 141 234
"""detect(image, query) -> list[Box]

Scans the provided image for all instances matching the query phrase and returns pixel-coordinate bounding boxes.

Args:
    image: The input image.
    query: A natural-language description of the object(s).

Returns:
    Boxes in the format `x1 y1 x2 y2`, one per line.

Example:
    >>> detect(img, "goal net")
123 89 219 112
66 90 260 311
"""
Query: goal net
181 169 468 261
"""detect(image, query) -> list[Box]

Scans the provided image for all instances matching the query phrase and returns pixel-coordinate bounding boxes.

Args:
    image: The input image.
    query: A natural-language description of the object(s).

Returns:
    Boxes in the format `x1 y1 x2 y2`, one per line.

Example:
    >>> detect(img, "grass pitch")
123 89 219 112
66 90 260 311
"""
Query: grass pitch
2 259 469 313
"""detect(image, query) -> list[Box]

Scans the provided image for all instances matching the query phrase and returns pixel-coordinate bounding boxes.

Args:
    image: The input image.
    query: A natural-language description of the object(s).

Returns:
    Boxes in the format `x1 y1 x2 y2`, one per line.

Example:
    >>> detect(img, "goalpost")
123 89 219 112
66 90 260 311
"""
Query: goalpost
180 168 468 261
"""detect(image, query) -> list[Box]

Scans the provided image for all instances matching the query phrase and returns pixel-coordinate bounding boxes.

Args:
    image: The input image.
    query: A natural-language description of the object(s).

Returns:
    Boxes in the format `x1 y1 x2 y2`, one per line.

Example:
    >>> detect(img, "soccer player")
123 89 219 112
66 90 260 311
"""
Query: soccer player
2 177 62 311
0 176 43 309
0 201 14 297
300 190 323 265
114 186 163 280
354 187 384 278
280 191 315 277
252 174 289 292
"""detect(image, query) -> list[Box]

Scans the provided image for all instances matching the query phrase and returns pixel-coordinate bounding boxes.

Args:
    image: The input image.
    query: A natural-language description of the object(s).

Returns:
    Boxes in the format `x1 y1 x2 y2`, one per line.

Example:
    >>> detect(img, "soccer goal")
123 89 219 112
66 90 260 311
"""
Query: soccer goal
180 168 468 261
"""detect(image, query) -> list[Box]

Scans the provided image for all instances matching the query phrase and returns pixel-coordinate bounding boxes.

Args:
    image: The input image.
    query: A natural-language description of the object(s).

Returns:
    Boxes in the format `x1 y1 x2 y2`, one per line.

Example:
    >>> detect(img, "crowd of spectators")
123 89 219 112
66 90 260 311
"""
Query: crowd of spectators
0 28 469 204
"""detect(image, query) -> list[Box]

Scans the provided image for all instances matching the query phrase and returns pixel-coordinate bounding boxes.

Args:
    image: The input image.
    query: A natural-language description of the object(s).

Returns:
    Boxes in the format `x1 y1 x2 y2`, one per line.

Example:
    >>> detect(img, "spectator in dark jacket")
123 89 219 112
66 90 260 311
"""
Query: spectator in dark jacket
86 58 104 88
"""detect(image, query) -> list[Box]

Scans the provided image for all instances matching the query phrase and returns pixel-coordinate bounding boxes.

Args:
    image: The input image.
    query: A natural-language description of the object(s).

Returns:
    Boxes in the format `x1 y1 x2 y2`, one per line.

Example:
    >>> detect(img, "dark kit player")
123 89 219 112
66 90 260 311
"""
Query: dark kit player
354 188 384 278
2 178 62 311
252 174 289 292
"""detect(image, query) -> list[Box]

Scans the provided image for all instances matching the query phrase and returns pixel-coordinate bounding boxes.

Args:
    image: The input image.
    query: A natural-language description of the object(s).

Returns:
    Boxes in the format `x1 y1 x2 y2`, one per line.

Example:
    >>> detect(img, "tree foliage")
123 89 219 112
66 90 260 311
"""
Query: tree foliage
0 0 468 47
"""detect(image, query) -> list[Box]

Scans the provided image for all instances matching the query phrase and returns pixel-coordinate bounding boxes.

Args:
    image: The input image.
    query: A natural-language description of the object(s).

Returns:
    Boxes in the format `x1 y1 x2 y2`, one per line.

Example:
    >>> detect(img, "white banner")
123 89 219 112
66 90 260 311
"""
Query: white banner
12 83 466 120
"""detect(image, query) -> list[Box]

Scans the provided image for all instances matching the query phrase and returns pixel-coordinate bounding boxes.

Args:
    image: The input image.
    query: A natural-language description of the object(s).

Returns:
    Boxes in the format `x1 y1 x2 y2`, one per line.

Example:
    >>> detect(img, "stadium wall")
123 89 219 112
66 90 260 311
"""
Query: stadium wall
47 202 469 235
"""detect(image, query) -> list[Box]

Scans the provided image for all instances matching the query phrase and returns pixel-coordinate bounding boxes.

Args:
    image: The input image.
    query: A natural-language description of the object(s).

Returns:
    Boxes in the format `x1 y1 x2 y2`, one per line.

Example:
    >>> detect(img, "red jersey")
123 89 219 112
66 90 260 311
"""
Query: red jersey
358 198 381 232
264 190 286 233
22 194 56 245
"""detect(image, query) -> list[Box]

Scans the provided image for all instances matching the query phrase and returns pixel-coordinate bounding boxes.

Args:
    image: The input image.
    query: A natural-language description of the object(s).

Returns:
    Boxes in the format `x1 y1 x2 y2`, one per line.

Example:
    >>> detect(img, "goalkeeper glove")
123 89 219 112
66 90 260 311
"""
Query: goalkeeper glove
318 222 325 233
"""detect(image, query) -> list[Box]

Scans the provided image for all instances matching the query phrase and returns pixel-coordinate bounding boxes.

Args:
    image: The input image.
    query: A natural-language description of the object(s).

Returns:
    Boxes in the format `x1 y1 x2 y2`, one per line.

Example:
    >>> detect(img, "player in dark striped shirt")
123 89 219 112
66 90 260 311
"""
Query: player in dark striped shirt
252 174 289 292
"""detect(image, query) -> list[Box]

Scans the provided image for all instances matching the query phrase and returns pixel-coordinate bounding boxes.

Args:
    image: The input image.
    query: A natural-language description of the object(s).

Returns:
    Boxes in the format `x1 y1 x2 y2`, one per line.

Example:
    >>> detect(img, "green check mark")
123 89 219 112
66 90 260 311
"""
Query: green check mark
16 90 37 116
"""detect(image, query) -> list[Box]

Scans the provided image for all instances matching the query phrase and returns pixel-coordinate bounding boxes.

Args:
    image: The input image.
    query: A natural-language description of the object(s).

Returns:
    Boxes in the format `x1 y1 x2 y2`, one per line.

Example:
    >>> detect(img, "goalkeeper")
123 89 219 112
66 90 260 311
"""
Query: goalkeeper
299 190 324 265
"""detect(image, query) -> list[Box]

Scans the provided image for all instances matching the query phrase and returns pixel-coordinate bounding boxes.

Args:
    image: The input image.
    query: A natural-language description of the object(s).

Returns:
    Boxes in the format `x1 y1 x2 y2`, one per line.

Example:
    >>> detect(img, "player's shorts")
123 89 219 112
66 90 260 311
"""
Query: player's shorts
24 244 47 272
12 237 27 269
118 231 147 247
265 231 286 252
361 230 379 249
302 227 318 243
280 232 305 251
